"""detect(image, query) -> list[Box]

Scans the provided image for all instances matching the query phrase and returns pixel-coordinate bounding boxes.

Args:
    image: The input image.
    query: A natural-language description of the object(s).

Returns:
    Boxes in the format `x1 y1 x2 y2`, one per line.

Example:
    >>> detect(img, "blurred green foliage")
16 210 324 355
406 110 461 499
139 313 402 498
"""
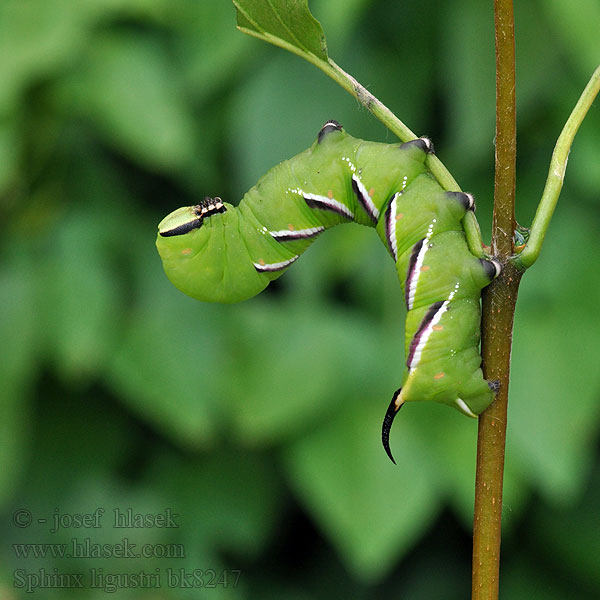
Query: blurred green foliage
1 0 599 598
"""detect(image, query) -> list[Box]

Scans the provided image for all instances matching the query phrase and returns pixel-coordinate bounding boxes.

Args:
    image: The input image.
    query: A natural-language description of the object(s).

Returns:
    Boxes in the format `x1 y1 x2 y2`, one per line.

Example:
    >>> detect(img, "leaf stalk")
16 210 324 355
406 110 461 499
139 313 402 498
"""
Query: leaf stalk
515 65 600 270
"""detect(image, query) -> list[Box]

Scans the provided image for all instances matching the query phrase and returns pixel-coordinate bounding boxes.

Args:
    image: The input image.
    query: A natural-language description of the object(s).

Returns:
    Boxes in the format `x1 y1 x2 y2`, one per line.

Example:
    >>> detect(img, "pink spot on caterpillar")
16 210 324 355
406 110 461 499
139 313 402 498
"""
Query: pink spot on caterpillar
181 248 192 256
434 372 445 379
369 188 375 197
432 325 443 331
327 190 334 199
396 213 404 220
287 224 295 231
420 265 430 272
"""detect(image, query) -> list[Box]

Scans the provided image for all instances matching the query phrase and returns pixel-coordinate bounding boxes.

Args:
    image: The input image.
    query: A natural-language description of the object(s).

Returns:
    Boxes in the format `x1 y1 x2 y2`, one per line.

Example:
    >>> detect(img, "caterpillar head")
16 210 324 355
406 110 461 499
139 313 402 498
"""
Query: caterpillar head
158 197 226 238
156 198 271 303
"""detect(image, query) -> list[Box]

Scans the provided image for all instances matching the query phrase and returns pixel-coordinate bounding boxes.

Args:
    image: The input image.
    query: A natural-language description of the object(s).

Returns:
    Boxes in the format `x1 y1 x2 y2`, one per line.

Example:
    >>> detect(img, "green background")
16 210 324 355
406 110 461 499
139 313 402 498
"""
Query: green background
1 0 599 597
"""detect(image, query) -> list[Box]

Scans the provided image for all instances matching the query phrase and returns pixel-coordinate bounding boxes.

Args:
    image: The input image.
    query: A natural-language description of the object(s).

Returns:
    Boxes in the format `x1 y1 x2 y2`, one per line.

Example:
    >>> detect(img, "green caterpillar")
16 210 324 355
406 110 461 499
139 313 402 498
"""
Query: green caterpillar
156 121 500 462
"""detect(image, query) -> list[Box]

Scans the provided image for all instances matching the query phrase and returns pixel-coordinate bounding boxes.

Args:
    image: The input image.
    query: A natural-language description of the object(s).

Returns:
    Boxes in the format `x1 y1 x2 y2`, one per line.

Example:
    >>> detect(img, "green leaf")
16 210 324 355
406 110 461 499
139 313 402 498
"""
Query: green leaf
540 0 600 75
502 555 589 600
439 0 495 165
409 404 529 531
176 0 252 102
0 120 19 194
283 400 442 581
106 251 228 449
233 0 328 61
12 393 132 499
530 465 600 593
37 209 123 382
509 208 600 502
57 31 196 172
232 0 421 149
147 448 284 559
0 0 87 113
224 299 387 444
0 246 38 504
309 0 371 49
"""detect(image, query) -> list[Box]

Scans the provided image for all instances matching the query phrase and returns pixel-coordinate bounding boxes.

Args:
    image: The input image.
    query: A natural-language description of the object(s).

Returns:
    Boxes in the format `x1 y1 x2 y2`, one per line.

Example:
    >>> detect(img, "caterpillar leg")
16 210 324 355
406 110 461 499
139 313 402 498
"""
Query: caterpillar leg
488 379 501 394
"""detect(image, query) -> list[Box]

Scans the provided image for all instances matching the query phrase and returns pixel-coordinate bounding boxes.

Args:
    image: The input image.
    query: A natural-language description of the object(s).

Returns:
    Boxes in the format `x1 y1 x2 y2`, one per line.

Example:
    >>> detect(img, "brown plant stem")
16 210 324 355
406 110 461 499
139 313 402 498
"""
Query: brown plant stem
472 1 522 598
